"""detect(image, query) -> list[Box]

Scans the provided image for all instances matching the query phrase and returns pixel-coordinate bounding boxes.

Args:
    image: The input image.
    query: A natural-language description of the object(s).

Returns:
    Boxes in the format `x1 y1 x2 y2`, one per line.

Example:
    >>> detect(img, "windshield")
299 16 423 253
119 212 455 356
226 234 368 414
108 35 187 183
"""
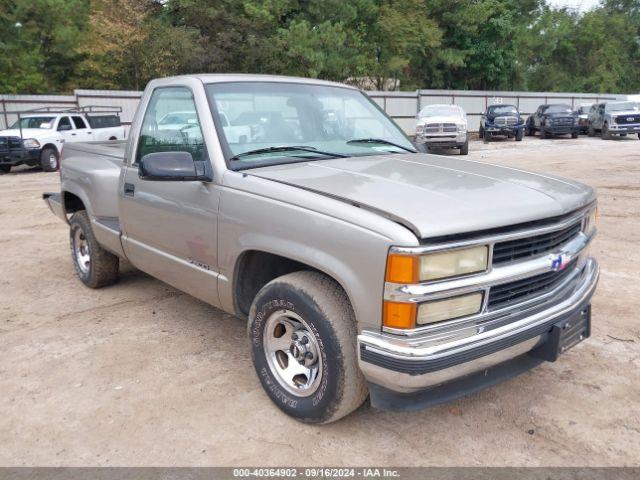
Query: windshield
10 116 55 129
205 82 414 168
418 105 461 117
488 105 518 116
606 102 640 112
544 105 572 114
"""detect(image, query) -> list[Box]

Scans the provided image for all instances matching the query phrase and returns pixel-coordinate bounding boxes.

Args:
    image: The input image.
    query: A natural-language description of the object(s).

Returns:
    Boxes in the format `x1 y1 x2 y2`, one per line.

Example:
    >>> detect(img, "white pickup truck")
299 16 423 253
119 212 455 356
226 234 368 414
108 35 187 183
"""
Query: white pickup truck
0 109 126 172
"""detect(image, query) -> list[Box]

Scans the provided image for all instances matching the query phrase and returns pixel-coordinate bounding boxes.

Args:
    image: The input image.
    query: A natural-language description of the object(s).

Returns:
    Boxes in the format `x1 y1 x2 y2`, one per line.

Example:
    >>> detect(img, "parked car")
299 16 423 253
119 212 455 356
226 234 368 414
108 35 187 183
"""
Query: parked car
415 104 468 155
575 104 593 134
0 136 41 173
43 75 598 423
525 104 579 139
587 101 640 139
479 104 525 142
0 108 126 172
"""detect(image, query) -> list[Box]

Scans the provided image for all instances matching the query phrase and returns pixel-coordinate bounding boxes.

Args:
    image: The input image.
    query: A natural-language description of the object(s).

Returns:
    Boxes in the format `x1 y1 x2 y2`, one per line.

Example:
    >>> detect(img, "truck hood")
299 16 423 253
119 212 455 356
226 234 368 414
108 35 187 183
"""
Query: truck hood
417 115 465 126
610 110 640 117
0 128 53 138
247 154 595 239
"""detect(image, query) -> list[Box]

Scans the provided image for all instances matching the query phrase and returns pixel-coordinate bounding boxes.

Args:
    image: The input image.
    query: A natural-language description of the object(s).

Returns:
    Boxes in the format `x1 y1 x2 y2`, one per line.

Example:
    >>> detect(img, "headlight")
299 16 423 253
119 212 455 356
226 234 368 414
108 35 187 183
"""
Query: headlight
612 116 617 124
583 205 598 235
23 138 40 149
457 123 467 131
386 245 489 284
417 292 483 325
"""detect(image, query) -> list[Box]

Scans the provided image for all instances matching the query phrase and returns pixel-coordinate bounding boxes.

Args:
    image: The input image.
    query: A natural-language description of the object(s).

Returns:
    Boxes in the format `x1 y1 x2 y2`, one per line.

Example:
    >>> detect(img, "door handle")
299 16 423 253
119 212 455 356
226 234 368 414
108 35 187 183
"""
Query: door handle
124 183 135 197
87 131 92 134
71 133 76 136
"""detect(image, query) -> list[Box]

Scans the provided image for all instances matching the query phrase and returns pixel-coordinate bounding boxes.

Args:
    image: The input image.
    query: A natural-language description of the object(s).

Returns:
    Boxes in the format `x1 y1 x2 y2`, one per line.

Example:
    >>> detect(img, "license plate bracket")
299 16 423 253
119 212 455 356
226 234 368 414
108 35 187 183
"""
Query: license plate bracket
529 305 591 362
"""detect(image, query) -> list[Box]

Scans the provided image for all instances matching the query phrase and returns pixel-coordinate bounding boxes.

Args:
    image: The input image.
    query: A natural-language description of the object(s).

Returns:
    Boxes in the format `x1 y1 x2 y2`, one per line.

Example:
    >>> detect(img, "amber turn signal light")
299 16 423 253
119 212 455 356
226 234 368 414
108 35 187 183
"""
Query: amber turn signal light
383 301 417 329
385 254 419 284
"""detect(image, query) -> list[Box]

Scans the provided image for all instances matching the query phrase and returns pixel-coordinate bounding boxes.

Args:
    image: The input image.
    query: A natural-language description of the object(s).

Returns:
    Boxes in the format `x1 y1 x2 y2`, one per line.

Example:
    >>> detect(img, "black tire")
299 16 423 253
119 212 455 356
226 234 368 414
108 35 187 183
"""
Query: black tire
525 119 533 136
515 128 523 141
478 125 484 139
637 133 640 140
40 147 59 172
459 138 469 155
571 131 579 139
620 133 627 137
588 125 595 137
602 123 611 140
539 126 547 139
69 211 119 288
483 130 491 143
248 271 367 424
0 165 11 173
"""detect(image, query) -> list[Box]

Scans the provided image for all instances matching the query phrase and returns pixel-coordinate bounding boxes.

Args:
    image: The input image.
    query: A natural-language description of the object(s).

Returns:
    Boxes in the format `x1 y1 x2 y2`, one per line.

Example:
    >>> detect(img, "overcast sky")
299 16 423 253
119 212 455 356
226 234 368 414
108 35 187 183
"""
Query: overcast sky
547 0 601 11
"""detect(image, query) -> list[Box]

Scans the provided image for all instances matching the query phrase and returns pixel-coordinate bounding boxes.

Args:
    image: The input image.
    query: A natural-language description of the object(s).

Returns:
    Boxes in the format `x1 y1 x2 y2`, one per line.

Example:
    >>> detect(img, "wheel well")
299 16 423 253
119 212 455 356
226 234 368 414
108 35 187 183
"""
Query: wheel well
109 136 117 141
63 192 85 213
41 143 58 154
234 251 320 317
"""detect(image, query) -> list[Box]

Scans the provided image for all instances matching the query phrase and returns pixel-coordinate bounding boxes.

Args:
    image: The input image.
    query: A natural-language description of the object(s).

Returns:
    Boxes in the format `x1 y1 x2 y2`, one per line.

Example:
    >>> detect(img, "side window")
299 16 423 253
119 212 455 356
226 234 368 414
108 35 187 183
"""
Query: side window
135 87 207 165
72 116 87 129
57 116 72 131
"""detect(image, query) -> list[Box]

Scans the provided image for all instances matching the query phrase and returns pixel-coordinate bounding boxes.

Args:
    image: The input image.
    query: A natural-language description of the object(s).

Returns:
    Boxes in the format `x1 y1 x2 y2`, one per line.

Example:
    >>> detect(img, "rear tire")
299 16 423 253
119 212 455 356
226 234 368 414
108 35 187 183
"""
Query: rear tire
40 147 59 172
248 271 367 424
0 165 10 173
459 139 469 155
69 211 119 288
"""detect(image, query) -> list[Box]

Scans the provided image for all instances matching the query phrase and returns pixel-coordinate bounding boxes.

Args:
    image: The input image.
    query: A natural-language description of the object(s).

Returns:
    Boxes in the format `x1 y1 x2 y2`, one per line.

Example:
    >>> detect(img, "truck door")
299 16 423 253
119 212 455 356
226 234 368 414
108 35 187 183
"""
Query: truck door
71 116 93 141
56 116 77 143
119 86 221 307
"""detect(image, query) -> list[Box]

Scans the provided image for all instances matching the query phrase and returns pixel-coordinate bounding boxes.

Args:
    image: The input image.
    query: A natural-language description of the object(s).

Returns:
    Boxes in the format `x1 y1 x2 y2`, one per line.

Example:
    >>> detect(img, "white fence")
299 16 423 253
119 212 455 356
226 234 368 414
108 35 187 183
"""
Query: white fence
1 88 630 134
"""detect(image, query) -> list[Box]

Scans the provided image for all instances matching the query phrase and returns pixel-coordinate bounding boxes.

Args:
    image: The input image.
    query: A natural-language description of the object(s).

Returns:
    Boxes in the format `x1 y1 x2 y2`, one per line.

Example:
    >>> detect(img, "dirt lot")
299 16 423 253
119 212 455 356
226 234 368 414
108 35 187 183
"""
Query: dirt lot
1 135 639 467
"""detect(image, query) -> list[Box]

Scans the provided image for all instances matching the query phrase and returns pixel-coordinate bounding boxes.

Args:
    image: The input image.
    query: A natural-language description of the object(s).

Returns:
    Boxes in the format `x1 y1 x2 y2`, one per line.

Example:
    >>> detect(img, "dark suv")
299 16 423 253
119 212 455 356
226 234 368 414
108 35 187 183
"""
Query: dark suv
479 104 525 142
525 104 579 139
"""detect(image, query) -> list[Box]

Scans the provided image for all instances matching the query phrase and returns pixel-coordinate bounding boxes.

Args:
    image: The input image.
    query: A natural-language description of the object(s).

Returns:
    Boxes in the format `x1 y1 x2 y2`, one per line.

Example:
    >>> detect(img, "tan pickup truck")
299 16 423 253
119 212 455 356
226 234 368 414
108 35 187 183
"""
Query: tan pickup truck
44 74 599 423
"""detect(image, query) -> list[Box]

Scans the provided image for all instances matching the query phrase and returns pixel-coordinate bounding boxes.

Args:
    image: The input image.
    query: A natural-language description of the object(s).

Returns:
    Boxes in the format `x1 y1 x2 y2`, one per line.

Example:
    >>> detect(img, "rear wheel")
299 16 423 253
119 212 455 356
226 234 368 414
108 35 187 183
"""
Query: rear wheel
40 147 59 172
459 139 469 155
0 165 10 173
248 271 367 424
69 211 119 288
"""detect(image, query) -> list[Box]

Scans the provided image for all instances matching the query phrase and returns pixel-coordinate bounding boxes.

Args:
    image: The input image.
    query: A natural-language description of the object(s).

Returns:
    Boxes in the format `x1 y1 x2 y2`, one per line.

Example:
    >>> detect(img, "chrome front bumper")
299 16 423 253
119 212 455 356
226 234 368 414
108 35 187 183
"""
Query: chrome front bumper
358 257 598 394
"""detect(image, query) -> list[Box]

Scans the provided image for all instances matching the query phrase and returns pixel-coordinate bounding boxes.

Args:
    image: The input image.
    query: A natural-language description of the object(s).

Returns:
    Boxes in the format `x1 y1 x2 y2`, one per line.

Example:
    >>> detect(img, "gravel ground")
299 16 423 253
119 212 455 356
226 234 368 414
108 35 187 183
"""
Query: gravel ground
0 135 639 466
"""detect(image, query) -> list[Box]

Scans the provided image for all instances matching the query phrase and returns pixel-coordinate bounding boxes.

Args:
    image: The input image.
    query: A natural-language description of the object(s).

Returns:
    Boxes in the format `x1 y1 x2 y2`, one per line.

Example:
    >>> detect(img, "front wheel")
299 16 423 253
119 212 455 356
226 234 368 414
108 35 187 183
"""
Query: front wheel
602 123 611 140
588 125 595 137
248 271 367 424
69 211 119 288
40 147 59 172
459 139 469 155
571 131 579 139
515 128 524 141
539 127 547 139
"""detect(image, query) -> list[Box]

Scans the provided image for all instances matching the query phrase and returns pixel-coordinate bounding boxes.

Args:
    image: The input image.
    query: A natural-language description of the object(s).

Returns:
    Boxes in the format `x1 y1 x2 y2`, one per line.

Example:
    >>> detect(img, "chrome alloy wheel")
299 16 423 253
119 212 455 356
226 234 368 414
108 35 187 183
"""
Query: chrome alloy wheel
263 309 323 397
72 227 90 275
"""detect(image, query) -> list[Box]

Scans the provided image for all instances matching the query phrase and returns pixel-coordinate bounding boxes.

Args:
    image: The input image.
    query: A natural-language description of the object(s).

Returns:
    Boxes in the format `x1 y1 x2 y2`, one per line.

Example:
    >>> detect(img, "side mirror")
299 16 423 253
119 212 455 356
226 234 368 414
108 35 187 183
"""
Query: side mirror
58 124 72 131
139 151 211 181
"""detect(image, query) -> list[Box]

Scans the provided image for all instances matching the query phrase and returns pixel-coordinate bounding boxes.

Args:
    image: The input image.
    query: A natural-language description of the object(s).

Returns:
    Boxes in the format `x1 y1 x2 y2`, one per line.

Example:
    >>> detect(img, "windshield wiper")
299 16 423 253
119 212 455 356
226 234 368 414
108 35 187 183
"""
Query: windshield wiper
230 145 346 161
346 138 416 153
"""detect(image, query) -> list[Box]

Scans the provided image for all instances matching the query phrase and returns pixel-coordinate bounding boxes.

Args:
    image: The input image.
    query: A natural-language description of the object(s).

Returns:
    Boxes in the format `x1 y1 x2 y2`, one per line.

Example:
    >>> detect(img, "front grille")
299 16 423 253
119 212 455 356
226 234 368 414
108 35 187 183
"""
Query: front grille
488 260 578 310
495 116 518 126
614 114 640 125
492 221 582 265
551 117 574 126
424 123 457 133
